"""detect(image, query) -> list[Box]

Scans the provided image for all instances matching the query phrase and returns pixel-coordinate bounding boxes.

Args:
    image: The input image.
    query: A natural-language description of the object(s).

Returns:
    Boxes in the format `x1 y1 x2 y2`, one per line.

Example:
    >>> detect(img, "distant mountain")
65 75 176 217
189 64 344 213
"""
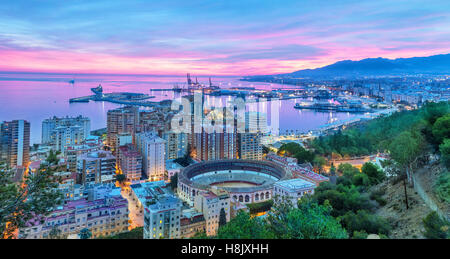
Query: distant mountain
272 54 450 78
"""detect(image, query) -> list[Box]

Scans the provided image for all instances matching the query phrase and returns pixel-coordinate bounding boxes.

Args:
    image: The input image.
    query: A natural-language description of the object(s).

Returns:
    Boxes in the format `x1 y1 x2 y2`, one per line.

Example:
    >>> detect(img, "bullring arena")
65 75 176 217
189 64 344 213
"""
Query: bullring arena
177 159 287 204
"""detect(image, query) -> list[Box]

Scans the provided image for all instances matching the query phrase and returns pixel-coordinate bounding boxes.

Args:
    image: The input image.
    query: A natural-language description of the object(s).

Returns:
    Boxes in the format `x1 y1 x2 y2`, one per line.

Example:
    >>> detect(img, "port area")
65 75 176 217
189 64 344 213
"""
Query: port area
69 92 156 106
294 102 372 113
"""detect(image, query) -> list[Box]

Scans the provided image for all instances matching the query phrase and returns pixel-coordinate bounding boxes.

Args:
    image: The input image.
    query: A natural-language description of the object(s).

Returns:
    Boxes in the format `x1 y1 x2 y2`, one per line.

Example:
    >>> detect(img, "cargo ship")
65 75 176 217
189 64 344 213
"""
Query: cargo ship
294 100 371 113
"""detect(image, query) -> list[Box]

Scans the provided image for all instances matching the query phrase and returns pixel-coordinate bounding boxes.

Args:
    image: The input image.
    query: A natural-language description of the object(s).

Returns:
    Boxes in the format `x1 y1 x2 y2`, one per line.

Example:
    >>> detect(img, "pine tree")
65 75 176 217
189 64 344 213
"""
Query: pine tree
1 163 63 239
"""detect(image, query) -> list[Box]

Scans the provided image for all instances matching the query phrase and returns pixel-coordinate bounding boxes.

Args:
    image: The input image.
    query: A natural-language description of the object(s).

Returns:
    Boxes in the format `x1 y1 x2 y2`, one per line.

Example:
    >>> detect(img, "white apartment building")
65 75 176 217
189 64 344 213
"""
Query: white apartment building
273 178 316 208
136 132 166 181
116 132 133 147
194 189 230 236
42 115 90 145
54 125 85 154
19 185 128 239
135 181 183 239
143 196 182 239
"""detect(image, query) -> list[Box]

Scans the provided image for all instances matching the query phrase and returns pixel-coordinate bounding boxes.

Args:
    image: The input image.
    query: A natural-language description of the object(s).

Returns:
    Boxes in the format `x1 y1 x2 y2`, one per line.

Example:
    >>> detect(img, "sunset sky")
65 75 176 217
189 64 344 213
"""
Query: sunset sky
0 0 449 75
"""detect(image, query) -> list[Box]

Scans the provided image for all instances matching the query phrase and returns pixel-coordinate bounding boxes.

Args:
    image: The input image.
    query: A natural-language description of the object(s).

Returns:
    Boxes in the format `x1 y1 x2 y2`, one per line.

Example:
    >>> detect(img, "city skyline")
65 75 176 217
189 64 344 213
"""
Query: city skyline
0 0 449 75
1 1 449 242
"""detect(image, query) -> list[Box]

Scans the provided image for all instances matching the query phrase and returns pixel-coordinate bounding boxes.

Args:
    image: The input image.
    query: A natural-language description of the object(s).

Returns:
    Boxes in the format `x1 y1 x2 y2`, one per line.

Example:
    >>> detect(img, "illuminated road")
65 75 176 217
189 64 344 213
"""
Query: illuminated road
121 189 143 229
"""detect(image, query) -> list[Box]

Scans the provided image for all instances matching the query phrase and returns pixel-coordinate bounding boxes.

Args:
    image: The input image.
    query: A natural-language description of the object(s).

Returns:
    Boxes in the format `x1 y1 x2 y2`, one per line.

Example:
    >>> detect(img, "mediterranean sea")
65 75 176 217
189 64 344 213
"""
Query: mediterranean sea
0 72 357 144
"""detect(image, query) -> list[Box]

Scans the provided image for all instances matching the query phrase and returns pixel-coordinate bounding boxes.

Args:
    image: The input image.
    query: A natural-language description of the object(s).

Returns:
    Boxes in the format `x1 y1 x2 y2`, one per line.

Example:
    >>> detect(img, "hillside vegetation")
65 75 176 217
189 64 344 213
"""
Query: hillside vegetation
310 101 450 158
212 101 450 239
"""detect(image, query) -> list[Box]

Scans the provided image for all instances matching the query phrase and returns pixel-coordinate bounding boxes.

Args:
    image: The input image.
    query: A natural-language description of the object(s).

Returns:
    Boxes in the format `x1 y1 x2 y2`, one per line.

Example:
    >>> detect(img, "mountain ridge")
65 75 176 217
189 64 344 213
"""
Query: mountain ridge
272 53 450 78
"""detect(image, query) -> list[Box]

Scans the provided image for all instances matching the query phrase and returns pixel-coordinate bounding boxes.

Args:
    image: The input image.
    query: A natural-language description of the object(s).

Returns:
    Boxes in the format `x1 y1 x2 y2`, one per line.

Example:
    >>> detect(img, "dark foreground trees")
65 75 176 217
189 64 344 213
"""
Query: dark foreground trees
79 228 92 239
99 227 143 239
216 199 348 239
0 163 63 238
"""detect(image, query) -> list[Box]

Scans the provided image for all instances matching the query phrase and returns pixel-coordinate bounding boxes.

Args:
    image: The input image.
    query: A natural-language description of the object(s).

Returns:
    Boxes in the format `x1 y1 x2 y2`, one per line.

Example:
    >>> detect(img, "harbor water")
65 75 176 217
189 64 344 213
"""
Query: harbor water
0 72 359 144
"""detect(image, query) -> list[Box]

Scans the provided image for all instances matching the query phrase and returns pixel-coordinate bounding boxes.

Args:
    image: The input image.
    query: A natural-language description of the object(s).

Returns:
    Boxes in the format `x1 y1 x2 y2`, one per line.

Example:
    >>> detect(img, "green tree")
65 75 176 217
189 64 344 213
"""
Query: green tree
265 196 293 237
267 199 348 239
434 171 450 203
389 131 424 176
217 211 272 239
422 212 449 239
99 227 143 239
351 173 370 187
48 226 64 239
46 150 59 165
422 101 450 125
278 142 302 156
389 131 424 209
191 231 209 239
439 139 450 169
311 182 375 217
338 163 360 180
313 156 327 174
219 208 227 228
246 200 274 214
432 114 450 143
169 173 178 191
361 162 385 185
1 164 63 238
329 163 336 175
79 228 92 239
294 148 315 164
339 210 391 237
352 230 369 239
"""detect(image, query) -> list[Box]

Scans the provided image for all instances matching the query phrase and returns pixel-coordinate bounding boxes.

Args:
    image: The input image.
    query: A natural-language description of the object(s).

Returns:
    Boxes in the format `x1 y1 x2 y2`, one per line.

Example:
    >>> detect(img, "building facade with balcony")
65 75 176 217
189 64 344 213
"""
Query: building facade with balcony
18 185 128 239
77 151 116 185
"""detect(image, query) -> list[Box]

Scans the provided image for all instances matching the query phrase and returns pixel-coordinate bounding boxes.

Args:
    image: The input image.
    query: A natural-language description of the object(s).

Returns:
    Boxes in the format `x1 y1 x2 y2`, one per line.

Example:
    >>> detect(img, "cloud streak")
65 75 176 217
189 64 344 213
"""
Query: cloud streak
0 0 449 75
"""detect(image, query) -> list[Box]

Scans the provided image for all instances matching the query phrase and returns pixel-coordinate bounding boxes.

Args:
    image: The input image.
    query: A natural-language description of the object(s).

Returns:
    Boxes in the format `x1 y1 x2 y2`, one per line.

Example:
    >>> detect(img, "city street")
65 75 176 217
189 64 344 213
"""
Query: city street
121 189 143 229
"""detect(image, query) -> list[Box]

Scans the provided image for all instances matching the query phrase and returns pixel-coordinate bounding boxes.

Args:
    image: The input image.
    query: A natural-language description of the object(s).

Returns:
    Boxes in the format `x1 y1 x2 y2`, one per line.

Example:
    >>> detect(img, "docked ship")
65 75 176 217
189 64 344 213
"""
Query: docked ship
295 101 336 111
294 100 371 113
313 89 336 99
91 84 103 95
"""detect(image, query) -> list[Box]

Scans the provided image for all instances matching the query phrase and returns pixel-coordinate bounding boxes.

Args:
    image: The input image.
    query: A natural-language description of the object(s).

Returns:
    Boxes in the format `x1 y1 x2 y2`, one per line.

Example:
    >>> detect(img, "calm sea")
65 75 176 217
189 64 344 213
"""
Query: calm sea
0 72 355 144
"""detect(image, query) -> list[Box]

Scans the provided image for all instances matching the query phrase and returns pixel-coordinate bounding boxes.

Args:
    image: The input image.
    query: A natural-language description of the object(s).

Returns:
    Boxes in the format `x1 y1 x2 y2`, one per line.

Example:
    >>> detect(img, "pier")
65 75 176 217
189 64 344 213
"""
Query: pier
69 92 157 107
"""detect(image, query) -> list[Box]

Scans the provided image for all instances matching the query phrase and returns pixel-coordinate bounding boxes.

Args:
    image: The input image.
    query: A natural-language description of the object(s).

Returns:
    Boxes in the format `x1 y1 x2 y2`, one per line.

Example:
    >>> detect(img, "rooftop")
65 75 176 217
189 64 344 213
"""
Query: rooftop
131 180 169 204
79 150 115 160
274 178 316 191
166 159 184 170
